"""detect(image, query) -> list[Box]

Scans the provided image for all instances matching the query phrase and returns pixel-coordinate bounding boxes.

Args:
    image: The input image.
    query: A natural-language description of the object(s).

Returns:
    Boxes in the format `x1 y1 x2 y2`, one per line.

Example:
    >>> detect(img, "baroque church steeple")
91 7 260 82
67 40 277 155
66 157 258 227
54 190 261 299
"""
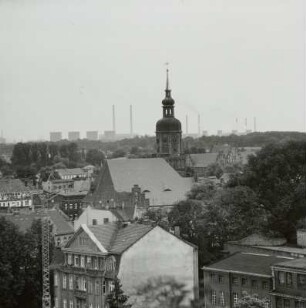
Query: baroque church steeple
156 68 182 156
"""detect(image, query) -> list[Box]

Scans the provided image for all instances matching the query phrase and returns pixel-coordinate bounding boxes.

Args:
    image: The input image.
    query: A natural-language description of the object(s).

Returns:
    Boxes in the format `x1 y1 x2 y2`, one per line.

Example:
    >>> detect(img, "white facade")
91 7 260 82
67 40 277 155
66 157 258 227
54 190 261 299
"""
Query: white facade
118 226 199 303
74 207 119 231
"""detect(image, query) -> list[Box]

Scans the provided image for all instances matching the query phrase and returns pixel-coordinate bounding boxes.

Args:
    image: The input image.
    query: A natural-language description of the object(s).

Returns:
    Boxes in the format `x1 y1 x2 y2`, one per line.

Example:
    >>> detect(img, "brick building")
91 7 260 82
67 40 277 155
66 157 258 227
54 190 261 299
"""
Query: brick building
203 253 291 308
271 259 306 308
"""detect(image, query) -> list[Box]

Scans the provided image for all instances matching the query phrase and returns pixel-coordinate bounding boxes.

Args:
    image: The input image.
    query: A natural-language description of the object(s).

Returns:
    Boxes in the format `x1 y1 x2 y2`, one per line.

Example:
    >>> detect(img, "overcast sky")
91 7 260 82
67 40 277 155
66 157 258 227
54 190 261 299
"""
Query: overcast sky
0 0 305 142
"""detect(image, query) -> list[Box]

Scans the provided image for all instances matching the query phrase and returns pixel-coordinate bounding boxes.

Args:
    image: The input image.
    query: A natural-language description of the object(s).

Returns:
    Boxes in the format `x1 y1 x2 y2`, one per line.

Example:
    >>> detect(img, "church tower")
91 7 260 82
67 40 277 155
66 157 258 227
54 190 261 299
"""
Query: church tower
156 69 182 156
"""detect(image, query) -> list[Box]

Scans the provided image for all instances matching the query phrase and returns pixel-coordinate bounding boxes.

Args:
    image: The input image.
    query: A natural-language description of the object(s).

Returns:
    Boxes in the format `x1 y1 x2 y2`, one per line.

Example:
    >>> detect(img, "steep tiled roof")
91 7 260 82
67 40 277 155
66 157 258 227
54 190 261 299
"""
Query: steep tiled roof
88 223 153 254
0 179 31 193
204 253 291 276
47 210 74 235
189 153 218 168
105 158 193 206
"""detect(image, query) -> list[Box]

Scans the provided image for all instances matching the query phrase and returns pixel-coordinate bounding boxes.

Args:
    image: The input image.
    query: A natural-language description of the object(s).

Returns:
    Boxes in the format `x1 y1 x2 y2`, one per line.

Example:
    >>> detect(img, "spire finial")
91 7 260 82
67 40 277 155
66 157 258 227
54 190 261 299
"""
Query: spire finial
165 62 170 91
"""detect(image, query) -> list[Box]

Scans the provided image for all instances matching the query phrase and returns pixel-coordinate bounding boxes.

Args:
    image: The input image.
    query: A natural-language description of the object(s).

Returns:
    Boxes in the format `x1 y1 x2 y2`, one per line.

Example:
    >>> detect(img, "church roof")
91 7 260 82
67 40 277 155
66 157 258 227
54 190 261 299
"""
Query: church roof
106 158 192 206
156 117 181 132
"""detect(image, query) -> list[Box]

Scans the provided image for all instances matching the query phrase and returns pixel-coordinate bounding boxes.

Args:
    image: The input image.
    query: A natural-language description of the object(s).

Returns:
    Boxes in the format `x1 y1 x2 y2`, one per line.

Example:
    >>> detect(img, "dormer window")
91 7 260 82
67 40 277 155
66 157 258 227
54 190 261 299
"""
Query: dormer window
163 188 172 192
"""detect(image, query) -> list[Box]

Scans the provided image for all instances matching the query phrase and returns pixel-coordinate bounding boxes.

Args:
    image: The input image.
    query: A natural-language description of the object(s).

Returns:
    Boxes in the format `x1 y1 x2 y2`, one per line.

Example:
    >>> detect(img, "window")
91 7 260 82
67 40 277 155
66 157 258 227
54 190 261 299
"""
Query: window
69 300 73 308
210 273 215 281
279 272 286 285
95 280 100 295
232 276 239 285
102 280 106 294
54 298 58 308
67 254 72 265
298 274 306 289
211 290 216 305
233 293 238 306
241 278 247 286
74 255 79 267
220 291 225 306
262 281 269 290
93 258 98 269
80 256 85 268
251 280 258 288
92 219 97 225
88 279 93 294
264 301 270 308
63 275 67 289
103 218 109 224
54 273 58 286
218 275 224 284
284 299 290 308
295 301 305 308
286 273 292 287
63 299 67 308
109 280 115 292
69 275 73 290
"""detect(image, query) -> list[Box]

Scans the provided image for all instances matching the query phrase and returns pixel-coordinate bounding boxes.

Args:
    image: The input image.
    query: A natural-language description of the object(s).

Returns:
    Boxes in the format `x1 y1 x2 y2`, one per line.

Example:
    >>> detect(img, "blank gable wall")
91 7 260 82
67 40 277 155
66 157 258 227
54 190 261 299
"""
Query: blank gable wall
118 227 198 302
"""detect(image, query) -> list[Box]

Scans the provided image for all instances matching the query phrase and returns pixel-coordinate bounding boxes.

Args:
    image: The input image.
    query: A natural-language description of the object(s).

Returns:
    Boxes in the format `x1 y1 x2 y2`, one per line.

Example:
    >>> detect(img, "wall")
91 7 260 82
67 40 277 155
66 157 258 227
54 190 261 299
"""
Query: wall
118 226 198 304
74 208 118 231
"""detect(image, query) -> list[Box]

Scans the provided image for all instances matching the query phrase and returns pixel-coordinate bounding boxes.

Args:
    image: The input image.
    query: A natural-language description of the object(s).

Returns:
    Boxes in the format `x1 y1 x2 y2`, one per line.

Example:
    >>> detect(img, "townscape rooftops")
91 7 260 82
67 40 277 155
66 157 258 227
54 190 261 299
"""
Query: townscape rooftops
88 223 153 254
189 153 218 168
106 158 193 205
204 253 291 277
0 178 31 193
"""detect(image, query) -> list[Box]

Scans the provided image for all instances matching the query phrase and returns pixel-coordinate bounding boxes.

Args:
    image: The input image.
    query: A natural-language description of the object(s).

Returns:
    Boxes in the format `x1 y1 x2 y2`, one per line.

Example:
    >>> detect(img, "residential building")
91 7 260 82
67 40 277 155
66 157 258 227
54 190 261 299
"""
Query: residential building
86 131 98 141
68 131 80 141
203 253 290 308
56 168 87 181
0 178 34 210
85 157 193 215
42 179 74 194
74 206 135 231
52 222 198 308
58 191 88 221
186 153 219 178
50 132 62 142
271 259 306 308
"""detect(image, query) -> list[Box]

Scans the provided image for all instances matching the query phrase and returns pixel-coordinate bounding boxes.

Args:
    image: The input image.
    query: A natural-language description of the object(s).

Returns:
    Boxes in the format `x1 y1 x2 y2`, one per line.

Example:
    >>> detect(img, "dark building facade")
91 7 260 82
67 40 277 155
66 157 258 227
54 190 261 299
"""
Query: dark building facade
156 69 182 157
203 253 291 308
271 259 306 308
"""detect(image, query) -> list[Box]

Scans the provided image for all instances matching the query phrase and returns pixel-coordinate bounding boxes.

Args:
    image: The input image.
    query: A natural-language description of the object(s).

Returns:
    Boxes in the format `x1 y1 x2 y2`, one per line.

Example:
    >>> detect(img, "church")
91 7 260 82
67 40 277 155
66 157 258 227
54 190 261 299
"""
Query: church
83 70 193 216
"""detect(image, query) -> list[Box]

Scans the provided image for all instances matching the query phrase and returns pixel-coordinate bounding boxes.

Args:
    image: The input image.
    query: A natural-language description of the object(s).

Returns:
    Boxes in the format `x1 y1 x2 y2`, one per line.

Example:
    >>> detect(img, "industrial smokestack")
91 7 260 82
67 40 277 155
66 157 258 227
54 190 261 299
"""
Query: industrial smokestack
198 114 201 136
130 105 133 136
186 115 189 134
254 117 257 132
112 105 116 133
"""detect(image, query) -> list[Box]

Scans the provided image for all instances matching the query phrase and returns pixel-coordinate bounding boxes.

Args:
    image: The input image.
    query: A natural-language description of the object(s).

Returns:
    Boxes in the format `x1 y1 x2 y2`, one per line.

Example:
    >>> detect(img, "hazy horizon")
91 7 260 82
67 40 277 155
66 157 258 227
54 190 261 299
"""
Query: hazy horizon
1 0 305 142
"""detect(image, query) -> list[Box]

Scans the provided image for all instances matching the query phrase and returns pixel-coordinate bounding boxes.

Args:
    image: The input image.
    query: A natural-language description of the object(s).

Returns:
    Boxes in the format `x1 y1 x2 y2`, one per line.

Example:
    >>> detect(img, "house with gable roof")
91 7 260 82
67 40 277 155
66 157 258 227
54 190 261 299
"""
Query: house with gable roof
52 222 199 308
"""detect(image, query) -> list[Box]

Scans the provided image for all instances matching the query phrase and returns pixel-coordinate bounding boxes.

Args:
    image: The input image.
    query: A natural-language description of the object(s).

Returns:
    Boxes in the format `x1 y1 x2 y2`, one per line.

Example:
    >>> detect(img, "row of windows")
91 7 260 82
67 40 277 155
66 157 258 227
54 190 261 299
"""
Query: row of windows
211 291 270 308
276 298 305 308
277 271 306 289
209 273 269 290
64 204 81 211
0 200 30 207
54 273 114 294
54 298 101 308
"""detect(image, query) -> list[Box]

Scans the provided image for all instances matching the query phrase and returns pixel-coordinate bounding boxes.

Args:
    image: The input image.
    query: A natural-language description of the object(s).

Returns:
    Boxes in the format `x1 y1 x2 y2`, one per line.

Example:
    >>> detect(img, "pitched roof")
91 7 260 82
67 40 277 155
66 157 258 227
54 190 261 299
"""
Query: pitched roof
56 168 85 176
204 253 291 277
106 158 193 206
0 179 31 193
87 223 153 254
189 153 218 168
47 210 74 235
273 258 306 270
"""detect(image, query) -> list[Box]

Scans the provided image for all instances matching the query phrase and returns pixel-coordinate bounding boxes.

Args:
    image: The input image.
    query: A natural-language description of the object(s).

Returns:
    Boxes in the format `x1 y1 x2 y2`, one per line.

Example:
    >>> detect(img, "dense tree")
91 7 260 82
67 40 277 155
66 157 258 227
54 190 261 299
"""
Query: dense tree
112 149 126 158
135 276 188 308
107 278 131 308
86 149 105 166
230 141 306 242
236 292 269 308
